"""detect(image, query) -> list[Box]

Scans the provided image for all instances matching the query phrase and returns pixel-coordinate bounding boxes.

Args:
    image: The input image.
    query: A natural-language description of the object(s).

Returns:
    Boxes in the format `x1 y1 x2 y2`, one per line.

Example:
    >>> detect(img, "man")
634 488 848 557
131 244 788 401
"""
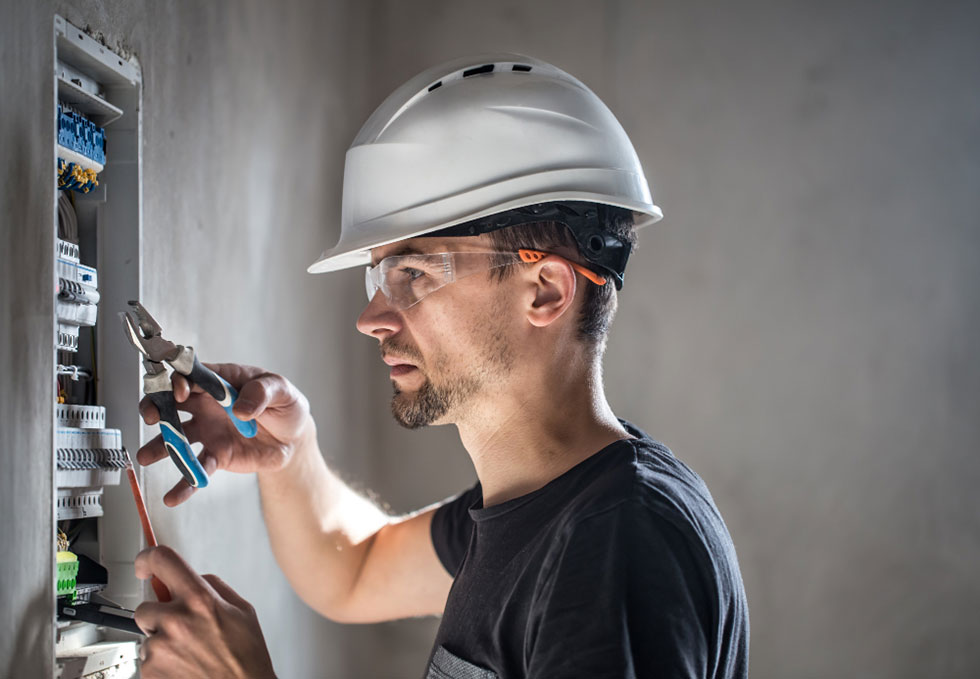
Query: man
133 54 749 678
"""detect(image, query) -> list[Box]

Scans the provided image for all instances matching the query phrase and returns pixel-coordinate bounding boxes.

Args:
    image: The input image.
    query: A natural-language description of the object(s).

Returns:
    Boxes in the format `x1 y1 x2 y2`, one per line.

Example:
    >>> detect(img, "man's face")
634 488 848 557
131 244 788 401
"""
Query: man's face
356 236 518 429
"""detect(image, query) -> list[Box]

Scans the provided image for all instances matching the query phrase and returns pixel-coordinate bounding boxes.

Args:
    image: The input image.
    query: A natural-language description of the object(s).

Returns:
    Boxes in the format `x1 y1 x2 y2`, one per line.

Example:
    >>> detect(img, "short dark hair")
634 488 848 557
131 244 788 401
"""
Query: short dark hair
485 208 636 351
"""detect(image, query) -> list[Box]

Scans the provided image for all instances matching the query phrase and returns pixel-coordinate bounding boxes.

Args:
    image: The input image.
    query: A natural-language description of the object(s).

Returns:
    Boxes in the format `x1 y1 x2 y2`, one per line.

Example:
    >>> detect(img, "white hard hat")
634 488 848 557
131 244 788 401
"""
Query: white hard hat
308 53 662 275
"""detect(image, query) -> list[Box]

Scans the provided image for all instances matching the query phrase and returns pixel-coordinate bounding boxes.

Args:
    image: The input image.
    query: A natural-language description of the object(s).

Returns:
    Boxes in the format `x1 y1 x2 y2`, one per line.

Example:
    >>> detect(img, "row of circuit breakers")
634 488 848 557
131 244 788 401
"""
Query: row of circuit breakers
52 17 143 678
54 59 124 523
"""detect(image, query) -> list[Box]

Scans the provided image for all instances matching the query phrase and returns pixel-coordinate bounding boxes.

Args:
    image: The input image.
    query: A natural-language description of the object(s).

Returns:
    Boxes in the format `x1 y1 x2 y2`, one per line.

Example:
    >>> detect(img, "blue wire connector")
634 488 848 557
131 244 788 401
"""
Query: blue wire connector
57 104 107 166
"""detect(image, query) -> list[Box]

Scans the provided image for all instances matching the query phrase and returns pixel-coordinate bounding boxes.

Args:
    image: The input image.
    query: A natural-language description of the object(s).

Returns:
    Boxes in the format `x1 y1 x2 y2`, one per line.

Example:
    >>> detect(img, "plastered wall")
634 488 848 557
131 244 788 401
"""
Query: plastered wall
357 1 980 677
1 1 380 677
2 1 978 678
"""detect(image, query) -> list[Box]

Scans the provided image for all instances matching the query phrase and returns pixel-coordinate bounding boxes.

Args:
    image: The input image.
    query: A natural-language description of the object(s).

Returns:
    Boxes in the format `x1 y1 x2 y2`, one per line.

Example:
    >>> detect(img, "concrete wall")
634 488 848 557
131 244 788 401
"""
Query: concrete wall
0 2 58 676
3 1 979 677
358 1 980 677
0 1 380 677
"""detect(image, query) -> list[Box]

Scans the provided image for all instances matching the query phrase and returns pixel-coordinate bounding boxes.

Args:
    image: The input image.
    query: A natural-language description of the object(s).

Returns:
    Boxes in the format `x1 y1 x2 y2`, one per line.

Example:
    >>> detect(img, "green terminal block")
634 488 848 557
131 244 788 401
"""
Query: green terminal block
56 551 79 598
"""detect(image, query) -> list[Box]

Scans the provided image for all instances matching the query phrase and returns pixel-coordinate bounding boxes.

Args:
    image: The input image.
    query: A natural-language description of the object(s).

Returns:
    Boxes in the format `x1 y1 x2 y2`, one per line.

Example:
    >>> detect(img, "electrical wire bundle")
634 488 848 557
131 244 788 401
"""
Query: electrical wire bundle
57 193 78 242
58 158 99 194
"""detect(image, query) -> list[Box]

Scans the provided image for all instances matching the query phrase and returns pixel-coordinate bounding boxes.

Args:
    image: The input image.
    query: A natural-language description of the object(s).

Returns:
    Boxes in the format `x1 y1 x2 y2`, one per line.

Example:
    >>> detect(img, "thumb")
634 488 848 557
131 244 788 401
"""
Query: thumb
232 373 293 420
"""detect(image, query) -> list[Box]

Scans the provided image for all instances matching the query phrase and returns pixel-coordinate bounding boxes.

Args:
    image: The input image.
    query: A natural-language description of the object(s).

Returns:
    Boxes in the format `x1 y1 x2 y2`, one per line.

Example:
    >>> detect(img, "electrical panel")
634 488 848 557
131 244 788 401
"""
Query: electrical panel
51 16 145 679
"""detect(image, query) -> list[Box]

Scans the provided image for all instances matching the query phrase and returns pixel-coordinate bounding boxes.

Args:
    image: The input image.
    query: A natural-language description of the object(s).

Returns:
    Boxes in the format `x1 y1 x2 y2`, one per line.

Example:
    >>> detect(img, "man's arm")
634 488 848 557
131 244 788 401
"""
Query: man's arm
138 364 453 624
257 420 453 622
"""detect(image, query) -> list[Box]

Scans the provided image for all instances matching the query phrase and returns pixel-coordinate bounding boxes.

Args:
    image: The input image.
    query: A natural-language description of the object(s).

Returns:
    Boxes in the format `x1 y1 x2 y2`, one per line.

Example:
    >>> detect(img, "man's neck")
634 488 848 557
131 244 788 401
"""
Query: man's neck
454 360 632 507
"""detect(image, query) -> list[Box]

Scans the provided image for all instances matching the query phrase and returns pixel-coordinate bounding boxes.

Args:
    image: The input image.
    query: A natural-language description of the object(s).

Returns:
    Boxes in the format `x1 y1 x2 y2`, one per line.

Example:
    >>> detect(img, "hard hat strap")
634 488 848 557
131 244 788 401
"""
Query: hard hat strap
428 201 633 290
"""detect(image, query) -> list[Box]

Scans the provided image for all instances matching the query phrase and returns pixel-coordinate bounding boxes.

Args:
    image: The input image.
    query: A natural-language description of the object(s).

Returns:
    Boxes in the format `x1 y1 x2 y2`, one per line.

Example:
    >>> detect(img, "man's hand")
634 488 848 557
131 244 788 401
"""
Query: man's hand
137 364 313 505
134 546 276 679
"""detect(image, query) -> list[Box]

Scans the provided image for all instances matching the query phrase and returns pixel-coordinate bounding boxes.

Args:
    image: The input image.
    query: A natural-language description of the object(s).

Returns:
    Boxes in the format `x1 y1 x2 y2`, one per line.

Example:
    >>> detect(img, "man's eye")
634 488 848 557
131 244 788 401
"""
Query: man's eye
398 266 426 281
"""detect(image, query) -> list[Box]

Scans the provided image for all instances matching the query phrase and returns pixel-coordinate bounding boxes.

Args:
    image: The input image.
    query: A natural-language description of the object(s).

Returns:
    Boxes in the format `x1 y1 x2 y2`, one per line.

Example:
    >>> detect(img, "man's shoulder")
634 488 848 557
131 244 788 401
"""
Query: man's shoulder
557 421 713 525
549 421 737 578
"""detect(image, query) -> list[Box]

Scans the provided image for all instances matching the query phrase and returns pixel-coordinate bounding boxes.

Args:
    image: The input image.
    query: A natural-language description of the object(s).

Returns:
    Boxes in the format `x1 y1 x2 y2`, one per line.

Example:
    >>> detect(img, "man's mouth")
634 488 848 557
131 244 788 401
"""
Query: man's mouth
389 364 417 377
383 355 418 378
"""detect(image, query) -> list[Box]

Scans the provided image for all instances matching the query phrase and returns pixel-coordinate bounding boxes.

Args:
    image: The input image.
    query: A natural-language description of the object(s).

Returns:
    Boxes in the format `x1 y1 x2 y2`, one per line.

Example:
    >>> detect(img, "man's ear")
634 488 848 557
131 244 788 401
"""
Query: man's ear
526 257 578 328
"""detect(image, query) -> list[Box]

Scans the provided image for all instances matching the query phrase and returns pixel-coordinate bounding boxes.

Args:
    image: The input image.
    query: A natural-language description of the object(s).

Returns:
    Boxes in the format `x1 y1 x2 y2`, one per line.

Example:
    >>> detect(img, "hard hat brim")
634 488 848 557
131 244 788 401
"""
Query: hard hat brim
308 190 662 274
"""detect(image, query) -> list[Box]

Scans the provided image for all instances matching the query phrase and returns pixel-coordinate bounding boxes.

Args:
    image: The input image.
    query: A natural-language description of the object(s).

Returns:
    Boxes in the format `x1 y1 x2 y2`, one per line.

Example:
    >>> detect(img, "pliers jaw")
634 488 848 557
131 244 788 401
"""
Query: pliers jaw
117 299 258 490
119 300 210 488
119 301 181 364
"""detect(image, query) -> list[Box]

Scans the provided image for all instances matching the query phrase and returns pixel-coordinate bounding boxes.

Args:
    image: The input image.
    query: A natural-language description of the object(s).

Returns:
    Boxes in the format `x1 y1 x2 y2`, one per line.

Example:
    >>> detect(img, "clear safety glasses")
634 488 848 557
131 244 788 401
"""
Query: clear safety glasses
364 249 607 310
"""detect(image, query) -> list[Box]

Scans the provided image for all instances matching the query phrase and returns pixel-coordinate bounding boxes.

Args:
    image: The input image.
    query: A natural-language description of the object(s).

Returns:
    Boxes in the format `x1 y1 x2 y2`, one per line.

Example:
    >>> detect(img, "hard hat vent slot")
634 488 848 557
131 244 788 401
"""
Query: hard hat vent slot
512 64 532 72
463 64 495 78
428 81 442 92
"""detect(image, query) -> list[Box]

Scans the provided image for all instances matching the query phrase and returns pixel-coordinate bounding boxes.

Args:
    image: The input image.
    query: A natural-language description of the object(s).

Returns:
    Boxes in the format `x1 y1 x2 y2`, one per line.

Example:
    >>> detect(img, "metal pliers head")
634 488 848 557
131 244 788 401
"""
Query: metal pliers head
118 300 258 491
120 301 180 365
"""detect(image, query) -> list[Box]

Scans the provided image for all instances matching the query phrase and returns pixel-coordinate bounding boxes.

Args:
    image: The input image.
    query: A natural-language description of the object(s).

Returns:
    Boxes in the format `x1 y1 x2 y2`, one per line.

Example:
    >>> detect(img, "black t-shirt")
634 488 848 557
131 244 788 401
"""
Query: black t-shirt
426 420 749 679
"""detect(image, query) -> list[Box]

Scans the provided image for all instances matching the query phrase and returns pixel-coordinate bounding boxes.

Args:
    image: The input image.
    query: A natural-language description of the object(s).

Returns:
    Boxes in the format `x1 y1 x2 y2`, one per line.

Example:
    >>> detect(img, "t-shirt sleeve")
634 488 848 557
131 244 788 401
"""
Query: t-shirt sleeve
430 482 482 576
526 501 714 678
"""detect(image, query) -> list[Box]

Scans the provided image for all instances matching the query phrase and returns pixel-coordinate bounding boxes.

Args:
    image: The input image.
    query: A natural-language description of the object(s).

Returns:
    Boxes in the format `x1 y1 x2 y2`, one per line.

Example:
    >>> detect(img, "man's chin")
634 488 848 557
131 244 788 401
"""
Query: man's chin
390 381 451 430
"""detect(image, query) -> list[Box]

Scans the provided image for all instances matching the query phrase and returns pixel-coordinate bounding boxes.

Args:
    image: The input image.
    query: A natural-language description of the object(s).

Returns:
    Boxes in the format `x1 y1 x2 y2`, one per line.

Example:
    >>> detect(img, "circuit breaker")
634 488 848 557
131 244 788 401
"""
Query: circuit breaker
51 15 146 679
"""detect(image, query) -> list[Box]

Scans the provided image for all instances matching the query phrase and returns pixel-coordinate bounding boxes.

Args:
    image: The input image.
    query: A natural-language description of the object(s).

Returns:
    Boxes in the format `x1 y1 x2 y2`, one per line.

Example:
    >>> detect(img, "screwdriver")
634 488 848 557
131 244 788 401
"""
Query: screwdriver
125 451 171 603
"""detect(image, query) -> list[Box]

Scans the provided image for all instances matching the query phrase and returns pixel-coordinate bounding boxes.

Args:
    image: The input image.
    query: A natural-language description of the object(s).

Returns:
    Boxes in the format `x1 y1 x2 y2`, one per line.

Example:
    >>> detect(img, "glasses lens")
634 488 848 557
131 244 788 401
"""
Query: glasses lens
365 265 379 303
383 255 448 309
364 252 523 310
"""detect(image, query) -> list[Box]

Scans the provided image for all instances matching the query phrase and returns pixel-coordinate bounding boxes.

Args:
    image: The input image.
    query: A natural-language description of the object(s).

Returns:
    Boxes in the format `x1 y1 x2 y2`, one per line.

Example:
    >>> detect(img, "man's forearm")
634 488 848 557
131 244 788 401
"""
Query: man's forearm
257 419 389 619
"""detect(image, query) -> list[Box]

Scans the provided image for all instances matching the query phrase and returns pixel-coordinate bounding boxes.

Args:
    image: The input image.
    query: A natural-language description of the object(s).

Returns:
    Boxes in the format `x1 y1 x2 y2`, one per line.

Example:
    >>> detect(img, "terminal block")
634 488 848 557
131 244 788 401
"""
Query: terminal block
57 104 106 193
57 488 104 520
57 103 106 167
56 427 127 488
56 404 107 429
56 238 99 352
57 239 80 261
58 327 80 353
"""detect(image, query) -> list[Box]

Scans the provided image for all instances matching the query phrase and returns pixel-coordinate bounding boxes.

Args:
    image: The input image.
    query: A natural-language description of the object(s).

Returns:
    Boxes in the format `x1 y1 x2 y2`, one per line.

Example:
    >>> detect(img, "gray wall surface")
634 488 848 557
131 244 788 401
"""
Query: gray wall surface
1 1 379 678
357 1 980 677
2 1 978 678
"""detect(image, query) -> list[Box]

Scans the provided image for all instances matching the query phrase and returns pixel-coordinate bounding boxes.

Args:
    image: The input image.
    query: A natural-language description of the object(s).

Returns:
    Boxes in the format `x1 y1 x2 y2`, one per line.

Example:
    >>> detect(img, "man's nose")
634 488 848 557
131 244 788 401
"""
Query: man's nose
356 291 402 340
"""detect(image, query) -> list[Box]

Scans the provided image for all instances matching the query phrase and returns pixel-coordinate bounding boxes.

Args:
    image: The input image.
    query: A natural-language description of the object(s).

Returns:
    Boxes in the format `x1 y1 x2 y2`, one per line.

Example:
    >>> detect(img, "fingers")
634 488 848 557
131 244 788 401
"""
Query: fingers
138 391 202 432
137 395 215 467
136 421 209 467
202 362 265 390
162 450 216 507
172 373 192 402
135 546 211 602
138 377 199 422
232 373 293 420
201 574 252 612
137 433 168 467
138 364 283 424
163 478 195 507
138 632 160 668
138 397 160 425
134 601 168 635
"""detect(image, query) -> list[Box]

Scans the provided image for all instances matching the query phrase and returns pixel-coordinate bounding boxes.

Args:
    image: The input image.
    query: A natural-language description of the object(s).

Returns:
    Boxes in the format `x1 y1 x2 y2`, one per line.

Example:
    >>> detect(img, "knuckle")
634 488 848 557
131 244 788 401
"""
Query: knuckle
293 387 310 413
152 545 177 562
133 607 151 631
187 590 218 618
165 611 191 637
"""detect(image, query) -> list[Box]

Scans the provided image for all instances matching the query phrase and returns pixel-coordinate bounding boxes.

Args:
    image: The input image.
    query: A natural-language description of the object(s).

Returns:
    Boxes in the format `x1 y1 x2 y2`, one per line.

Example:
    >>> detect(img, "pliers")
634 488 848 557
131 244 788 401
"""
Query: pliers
120 300 257 488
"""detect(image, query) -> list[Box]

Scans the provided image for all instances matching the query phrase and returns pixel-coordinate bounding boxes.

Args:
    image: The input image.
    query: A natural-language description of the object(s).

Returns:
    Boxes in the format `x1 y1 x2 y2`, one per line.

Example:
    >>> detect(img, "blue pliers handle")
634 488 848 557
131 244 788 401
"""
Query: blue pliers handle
175 350 258 439
120 300 258 489
146 389 209 488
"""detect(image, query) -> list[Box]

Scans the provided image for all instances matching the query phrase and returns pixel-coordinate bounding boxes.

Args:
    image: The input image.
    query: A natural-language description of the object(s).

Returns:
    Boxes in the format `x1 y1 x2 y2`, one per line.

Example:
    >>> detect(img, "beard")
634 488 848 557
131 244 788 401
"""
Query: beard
390 370 478 429
383 313 514 430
